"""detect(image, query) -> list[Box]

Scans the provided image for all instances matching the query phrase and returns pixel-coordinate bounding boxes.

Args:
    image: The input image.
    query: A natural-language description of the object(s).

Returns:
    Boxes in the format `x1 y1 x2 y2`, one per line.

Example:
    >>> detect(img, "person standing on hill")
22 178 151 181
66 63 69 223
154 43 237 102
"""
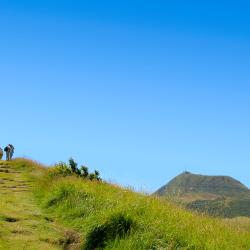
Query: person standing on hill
9 144 14 160
4 145 10 161
4 146 10 161
4 144 14 161
0 148 3 160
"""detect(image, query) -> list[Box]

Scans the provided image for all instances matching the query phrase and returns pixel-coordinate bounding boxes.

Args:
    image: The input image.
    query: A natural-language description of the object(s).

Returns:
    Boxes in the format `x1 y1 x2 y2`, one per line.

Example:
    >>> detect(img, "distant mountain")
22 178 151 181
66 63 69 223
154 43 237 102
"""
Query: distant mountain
154 172 250 218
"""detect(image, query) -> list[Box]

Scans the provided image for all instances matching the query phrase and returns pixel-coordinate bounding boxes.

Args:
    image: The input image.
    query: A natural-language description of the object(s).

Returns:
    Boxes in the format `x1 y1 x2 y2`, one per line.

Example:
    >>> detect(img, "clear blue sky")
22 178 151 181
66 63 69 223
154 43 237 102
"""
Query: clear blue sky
0 1 249 192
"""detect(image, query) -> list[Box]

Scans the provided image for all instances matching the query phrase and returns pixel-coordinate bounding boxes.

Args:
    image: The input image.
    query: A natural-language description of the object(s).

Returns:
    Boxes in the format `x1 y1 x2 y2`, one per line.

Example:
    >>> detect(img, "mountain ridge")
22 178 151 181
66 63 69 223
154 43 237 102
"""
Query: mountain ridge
156 171 249 195
154 171 250 218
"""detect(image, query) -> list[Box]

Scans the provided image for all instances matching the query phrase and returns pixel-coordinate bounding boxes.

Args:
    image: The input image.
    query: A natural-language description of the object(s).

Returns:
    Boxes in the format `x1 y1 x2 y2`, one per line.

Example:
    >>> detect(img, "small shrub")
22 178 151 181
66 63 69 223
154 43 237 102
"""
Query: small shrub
88 173 95 181
94 170 101 181
69 158 80 175
48 162 72 177
48 158 102 181
80 166 89 178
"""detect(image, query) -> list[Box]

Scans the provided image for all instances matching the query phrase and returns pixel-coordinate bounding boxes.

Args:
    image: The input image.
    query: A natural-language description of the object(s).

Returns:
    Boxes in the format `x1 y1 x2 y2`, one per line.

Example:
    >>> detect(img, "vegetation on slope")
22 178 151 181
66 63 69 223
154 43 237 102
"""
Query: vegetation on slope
12 158 248 250
2 159 250 249
0 160 81 250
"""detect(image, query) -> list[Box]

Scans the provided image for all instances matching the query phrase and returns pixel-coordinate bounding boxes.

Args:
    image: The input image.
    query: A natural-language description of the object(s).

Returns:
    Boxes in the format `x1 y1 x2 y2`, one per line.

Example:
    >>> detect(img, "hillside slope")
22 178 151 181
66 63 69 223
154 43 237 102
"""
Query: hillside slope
1 159 250 249
155 172 250 218
0 160 80 249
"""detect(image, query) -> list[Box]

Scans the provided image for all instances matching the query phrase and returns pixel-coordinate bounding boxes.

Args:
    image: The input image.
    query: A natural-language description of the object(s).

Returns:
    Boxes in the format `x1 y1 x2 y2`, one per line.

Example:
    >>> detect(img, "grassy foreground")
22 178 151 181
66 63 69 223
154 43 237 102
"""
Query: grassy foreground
0 160 81 250
2 159 250 249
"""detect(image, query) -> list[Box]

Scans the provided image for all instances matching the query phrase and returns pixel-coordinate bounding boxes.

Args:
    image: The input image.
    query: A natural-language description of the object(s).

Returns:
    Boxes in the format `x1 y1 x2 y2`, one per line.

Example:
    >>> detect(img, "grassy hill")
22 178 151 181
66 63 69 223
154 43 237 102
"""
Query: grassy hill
0 160 81 249
154 171 250 218
0 159 250 249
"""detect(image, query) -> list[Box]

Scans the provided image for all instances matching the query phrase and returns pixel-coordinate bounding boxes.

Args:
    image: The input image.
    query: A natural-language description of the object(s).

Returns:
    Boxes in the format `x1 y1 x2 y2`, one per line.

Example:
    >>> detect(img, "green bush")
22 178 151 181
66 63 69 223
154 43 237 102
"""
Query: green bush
49 159 102 181
69 158 80 175
48 162 72 177
80 165 89 178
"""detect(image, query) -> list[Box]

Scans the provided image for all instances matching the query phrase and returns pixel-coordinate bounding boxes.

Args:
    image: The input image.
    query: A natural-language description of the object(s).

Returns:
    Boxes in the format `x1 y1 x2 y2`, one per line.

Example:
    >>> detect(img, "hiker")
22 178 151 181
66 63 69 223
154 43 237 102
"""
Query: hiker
4 144 14 161
4 146 10 161
0 148 3 160
9 144 14 160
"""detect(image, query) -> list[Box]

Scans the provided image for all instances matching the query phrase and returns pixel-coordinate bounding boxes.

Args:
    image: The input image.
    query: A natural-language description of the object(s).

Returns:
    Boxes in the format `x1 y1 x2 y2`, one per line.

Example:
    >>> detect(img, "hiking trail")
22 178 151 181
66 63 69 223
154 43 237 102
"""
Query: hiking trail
0 161 80 250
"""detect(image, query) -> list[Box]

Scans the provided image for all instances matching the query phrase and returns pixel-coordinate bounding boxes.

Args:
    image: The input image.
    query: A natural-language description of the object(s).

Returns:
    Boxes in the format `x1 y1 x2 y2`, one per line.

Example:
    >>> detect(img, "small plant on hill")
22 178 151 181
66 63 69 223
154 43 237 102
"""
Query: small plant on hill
88 173 95 181
80 165 89 178
69 158 80 175
94 170 101 181
48 162 72 177
88 171 101 181
49 158 102 181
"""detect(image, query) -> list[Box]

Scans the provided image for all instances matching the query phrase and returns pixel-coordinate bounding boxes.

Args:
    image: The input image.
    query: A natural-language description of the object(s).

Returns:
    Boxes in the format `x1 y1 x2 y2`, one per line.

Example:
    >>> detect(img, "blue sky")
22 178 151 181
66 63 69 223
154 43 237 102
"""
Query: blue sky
0 1 249 192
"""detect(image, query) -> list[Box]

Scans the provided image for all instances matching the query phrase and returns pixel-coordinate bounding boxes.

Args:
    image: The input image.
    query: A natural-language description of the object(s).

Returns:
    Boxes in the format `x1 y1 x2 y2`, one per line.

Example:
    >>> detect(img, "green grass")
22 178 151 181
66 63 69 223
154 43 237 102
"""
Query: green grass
2 159 250 249
0 159 81 250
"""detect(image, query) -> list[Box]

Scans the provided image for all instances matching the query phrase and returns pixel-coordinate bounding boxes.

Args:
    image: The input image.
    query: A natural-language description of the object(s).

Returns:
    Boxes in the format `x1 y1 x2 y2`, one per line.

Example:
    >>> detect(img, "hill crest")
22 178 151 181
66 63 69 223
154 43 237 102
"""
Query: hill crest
154 171 250 218
155 171 249 197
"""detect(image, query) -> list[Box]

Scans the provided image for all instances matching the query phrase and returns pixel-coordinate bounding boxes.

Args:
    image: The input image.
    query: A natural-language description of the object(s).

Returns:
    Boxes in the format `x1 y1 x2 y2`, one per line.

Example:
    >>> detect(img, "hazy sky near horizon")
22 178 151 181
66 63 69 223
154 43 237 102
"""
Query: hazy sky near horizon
0 1 250 191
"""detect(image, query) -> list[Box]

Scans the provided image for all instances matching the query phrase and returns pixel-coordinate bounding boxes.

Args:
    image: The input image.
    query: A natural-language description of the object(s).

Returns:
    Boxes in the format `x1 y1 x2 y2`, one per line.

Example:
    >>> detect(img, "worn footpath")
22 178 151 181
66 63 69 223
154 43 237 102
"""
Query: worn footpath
0 161 80 250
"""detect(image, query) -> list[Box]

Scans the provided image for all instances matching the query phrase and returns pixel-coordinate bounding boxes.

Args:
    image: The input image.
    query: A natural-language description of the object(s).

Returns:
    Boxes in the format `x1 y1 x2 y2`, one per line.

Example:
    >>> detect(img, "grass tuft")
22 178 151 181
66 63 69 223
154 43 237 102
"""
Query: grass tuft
84 213 134 250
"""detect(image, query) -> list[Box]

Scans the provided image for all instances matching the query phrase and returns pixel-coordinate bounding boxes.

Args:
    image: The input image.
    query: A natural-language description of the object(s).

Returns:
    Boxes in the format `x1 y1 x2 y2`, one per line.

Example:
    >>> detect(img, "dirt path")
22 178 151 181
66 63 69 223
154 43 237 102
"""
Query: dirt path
0 161 80 250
